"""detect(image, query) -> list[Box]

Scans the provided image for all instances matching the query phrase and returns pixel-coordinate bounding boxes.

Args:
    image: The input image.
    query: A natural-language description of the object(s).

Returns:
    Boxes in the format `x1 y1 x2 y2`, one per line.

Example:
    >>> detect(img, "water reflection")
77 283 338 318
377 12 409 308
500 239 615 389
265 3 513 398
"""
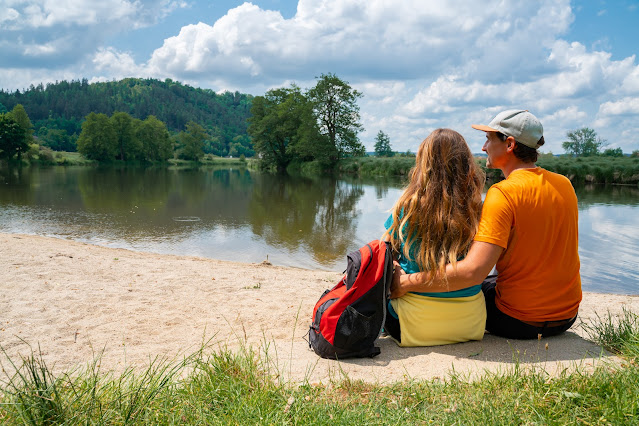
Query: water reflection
0 166 35 205
248 173 364 264
575 184 639 207
0 166 638 294
575 185 639 294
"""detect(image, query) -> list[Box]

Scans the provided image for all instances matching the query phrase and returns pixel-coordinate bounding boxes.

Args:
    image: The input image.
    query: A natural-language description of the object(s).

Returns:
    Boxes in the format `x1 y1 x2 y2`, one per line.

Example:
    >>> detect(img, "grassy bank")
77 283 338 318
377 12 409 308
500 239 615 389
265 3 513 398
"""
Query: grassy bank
7 150 256 169
337 156 415 177
338 156 639 186
536 156 639 185
2 311 638 424
169 155 256 169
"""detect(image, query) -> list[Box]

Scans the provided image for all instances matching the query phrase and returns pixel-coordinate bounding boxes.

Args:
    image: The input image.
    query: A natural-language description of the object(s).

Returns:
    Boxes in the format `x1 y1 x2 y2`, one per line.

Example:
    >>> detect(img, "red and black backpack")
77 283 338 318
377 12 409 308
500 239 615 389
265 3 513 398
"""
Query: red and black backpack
308 240 393 359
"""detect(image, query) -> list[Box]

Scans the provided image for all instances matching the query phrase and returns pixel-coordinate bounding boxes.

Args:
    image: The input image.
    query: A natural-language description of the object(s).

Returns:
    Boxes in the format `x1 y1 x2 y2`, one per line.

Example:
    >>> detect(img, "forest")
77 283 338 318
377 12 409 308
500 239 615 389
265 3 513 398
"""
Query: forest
0 78 252 157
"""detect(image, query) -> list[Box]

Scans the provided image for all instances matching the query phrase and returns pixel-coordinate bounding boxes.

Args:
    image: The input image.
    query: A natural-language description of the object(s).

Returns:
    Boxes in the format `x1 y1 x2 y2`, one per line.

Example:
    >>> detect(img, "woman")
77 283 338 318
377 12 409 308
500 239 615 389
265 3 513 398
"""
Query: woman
382 128 486 347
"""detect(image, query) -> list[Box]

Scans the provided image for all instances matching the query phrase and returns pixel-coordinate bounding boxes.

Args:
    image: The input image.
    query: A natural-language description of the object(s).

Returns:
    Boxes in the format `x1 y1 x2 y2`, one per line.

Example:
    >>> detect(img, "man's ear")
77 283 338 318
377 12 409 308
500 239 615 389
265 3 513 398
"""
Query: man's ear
505 136 516 153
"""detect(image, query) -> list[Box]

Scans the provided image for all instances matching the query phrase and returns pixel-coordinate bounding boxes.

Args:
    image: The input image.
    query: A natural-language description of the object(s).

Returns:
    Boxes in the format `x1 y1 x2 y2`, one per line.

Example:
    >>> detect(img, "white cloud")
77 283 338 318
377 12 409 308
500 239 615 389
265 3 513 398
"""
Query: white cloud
146 0 575 85
0 0 186 67
598 97 639 116
541 106 588 123
157 1 189 20
0 7 20 25
1 0 638 154
0 67 81 91
2 0 139 29
91 47 147 80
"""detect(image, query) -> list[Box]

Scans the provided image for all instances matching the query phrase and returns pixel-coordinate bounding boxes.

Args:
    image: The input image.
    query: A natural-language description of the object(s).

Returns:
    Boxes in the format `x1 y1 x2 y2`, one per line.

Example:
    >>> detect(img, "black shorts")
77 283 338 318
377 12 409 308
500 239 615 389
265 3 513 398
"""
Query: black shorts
481 275 577 339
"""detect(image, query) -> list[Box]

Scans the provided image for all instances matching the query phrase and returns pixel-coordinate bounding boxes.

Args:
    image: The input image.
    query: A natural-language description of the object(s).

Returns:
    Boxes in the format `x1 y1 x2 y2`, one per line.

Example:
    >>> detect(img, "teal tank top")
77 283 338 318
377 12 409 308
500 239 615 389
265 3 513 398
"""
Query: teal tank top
384 214 481 299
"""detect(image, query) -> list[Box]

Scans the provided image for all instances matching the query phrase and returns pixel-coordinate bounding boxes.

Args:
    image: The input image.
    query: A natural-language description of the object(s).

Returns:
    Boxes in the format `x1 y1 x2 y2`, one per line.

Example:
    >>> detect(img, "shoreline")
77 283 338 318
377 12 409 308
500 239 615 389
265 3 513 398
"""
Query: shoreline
2 232 639 384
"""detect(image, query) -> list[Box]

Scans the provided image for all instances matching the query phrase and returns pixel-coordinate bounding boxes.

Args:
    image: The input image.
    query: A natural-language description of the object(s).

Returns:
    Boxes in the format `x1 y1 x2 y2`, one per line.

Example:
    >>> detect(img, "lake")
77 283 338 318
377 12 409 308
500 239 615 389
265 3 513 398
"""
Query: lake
1 165 638 295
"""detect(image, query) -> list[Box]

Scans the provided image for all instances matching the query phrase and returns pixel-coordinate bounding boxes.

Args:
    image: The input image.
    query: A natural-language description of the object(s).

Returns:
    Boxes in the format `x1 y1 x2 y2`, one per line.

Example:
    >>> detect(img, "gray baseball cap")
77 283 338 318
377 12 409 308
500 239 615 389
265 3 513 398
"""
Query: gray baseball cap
472 110 543 149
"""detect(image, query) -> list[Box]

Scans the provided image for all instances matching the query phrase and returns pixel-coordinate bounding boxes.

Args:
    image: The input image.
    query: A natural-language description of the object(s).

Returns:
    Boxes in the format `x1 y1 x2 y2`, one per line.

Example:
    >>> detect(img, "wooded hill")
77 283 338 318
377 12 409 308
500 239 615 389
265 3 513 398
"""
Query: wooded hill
0 78 253 156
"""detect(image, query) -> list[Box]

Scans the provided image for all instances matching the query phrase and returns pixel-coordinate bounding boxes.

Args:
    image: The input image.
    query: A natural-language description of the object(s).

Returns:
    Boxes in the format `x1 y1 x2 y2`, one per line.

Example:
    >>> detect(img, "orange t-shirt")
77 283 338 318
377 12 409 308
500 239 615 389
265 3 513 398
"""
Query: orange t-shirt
474 167 582 322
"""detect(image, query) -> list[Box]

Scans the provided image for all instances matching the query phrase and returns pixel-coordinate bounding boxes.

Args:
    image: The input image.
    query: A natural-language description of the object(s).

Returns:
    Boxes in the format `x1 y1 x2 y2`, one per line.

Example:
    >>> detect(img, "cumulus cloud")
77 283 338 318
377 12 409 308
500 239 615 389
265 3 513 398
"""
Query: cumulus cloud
1 0 135 31
598 97 639 116
0 0 638 154
145 0 575 85
0 0 185 68
91 47 148 81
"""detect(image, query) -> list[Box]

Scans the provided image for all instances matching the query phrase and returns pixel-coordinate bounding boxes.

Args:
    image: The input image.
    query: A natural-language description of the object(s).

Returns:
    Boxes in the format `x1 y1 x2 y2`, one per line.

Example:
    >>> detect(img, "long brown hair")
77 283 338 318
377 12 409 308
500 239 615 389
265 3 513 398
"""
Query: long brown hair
383 128 485 284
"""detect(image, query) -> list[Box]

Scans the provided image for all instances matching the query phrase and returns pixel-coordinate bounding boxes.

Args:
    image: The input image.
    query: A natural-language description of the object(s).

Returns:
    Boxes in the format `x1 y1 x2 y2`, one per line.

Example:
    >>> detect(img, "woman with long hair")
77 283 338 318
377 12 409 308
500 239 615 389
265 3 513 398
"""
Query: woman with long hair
382 128 486 346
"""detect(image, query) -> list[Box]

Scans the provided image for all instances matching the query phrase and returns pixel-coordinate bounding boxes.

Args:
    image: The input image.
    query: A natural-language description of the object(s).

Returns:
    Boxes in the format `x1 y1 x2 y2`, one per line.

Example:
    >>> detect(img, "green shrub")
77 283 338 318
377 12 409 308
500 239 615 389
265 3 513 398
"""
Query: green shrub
37 146 56 165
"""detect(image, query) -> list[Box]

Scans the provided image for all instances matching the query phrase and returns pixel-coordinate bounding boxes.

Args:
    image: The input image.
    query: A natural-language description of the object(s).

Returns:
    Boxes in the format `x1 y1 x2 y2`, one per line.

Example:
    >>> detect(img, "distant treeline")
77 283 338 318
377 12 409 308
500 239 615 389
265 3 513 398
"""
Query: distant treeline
0 78 253 157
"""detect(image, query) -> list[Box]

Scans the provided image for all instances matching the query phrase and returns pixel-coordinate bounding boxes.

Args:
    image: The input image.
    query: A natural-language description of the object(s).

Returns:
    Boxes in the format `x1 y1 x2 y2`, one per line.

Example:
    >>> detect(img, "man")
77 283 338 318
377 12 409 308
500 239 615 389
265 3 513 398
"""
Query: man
391 110 581 339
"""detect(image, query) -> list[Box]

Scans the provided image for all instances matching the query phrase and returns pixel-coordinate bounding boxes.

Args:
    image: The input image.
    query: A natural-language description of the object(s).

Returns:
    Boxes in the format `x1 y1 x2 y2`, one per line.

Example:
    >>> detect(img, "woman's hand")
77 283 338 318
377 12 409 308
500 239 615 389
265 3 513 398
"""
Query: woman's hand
390 261 408 299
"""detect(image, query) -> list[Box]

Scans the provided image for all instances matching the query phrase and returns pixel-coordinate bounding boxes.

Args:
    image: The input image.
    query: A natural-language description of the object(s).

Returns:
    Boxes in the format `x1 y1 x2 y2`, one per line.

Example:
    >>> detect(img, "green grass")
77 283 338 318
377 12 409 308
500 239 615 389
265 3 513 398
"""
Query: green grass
334 156 639 185
167 155 254 170
31 150 96 166
2 310 639 424
337 157 415 177
581 307 639 358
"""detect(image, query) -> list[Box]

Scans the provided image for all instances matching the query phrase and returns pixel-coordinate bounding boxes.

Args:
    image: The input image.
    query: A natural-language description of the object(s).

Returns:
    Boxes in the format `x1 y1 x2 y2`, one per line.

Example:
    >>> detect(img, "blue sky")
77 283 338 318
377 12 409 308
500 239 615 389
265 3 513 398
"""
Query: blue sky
1 0 638 154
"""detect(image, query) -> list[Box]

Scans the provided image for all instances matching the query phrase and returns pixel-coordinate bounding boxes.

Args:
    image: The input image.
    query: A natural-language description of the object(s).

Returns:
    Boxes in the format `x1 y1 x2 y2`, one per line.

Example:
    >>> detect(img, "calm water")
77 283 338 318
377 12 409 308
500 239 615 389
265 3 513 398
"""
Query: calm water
1 166 638 295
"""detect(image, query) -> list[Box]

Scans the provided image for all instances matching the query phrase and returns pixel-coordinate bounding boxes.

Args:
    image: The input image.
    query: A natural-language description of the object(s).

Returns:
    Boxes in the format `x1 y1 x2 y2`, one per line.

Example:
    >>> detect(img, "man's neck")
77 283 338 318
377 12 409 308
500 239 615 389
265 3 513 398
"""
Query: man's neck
501 160 536 178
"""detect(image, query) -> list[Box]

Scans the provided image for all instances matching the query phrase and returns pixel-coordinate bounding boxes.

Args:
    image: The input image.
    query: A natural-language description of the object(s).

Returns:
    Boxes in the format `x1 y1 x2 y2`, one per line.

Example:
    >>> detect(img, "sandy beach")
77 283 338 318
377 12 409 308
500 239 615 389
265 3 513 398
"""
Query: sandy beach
2 232 638 384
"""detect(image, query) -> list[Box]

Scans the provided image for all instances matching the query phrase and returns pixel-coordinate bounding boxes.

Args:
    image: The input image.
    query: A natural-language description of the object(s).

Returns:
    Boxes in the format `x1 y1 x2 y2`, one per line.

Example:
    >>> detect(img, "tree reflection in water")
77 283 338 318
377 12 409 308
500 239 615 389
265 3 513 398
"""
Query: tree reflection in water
248 173 364 265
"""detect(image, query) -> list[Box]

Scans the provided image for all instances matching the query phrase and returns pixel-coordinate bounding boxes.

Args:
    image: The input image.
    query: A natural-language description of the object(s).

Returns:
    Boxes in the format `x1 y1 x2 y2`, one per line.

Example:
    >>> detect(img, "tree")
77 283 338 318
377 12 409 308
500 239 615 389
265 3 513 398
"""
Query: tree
306 73 365 161
77 112 117 161
562 128 606 157
228 135 255 158
136 115 172 162
602 147 623 157
248 85 313 171
0 114 28 161
8 104 33 144
374 130 393 157
177 121 207 161
37 128 76 151
110 111 142 160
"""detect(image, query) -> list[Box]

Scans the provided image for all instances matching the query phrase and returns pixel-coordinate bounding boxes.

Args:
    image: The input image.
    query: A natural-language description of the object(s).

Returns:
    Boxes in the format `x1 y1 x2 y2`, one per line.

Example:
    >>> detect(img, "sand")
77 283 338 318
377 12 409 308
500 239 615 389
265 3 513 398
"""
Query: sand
2 232 638 384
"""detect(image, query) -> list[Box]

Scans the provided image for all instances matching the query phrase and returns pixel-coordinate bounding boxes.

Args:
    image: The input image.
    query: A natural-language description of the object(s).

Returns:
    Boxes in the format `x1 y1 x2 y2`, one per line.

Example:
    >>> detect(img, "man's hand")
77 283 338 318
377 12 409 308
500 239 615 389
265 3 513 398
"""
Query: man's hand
390 261 407 299
389 241 502 295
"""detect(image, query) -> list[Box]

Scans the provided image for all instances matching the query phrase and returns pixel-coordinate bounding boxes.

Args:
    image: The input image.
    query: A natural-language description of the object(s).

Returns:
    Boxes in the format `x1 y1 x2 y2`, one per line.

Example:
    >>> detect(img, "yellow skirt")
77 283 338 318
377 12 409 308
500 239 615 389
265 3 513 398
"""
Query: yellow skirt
390 292 486 347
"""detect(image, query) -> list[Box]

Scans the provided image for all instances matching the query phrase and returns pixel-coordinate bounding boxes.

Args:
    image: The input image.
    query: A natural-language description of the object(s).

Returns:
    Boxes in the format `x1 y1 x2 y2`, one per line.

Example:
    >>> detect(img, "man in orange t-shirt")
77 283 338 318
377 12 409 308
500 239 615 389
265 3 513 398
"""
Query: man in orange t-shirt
391 110 581 339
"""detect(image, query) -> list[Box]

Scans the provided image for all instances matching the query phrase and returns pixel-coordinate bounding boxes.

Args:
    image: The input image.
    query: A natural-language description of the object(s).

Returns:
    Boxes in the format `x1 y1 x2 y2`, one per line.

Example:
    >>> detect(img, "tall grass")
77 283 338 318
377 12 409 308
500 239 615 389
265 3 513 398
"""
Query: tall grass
2 310 639 424
334 156 639 185
581 307 639 358
337 157 415 177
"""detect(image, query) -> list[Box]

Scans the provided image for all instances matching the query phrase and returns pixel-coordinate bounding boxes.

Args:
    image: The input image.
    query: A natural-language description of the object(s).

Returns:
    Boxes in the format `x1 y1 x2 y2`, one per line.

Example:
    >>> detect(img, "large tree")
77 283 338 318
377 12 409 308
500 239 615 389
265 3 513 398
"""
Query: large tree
177 121 207 161
307 73 365 161
8 104 33 144
0 114 28 161
562 127 606 157
248 85 314 172
374 130 393 157
110 111 142 161
77 112 118 161
136 115 172 162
